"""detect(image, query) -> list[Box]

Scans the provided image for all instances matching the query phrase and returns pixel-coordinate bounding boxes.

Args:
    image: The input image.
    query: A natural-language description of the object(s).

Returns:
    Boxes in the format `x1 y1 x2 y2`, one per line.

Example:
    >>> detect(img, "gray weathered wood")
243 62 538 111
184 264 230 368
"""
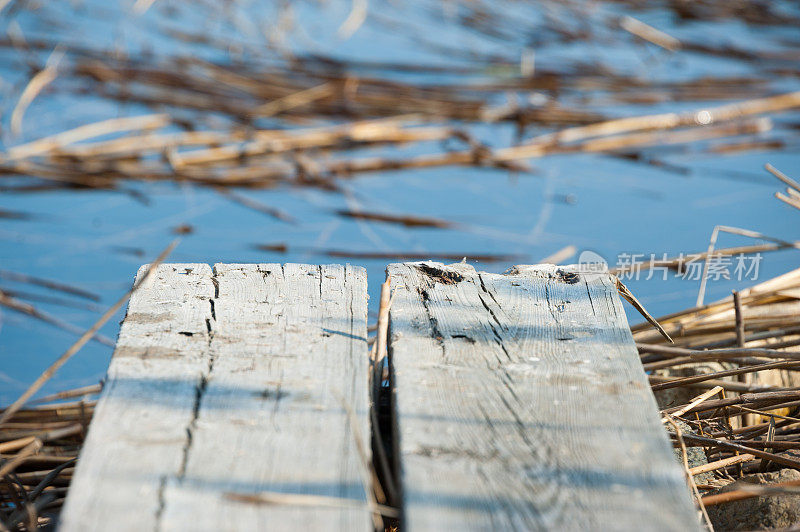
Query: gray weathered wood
61 263 371 532
60 264 214 532
387 262 699 531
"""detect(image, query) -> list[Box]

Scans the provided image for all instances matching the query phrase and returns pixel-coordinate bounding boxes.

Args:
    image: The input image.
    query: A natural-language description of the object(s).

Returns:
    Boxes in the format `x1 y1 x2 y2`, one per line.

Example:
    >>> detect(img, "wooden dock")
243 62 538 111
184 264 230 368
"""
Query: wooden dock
60 262 699 531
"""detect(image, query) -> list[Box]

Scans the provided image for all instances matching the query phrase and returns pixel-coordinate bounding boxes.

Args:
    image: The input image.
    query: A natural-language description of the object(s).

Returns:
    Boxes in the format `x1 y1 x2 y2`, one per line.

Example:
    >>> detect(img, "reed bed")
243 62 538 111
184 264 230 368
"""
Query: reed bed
0 385 99 530
1 0 799 195
635 262 800 519
620 166 800 524
2 90 798 193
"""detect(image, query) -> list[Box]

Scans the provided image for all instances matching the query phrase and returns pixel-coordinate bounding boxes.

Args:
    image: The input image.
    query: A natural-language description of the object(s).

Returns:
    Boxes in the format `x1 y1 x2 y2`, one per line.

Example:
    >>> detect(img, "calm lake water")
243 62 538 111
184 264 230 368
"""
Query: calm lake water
0 0 798 403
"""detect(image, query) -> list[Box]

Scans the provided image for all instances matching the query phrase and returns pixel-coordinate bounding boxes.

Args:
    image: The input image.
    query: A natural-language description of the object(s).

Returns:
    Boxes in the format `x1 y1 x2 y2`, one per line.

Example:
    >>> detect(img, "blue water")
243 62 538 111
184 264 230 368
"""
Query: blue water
1 0 799 403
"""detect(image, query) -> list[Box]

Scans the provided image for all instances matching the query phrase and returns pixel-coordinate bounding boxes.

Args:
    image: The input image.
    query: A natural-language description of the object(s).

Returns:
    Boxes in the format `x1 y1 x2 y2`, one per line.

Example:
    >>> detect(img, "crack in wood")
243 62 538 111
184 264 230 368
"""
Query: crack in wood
417 286 445 351
153 475 167 532
584 279 597 316
172 279 217 521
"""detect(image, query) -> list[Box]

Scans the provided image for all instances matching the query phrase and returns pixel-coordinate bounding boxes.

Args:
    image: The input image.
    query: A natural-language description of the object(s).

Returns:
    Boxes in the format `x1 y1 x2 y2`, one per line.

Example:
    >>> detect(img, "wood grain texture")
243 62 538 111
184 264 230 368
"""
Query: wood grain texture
60 263 215 532
61 263 371 532
387 261 699 531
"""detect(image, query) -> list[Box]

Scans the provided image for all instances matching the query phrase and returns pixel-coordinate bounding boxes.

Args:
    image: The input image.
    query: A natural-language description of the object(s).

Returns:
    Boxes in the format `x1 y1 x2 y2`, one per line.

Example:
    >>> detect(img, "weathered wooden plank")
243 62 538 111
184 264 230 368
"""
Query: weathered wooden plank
61 263 371 531
159 263 372 531
60 263 215 532
387 262 699 531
